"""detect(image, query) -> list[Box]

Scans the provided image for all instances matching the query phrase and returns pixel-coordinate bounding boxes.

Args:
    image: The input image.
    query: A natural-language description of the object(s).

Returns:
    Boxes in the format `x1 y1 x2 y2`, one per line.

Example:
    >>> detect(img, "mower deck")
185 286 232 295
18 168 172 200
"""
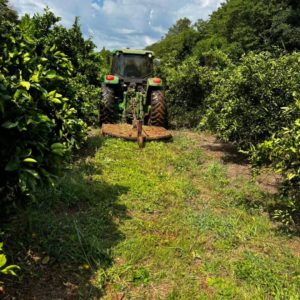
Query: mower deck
102 124 172 142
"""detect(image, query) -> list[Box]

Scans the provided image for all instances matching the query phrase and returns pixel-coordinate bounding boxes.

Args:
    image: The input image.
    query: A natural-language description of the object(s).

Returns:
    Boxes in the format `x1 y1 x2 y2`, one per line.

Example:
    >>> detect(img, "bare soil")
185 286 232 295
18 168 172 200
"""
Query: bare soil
187 131 281 194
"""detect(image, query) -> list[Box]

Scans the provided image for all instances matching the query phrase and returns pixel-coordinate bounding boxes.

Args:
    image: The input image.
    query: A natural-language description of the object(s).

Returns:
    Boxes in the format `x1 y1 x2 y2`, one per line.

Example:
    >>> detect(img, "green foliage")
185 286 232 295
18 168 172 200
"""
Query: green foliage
0 8 106 204
0 242 19 277
148 18 199 62
199 51 300 202
149 0 300 63
161 56 204 127
0 0 18 24
65 74 102 125
19 10 105 122
148 0 300 207
265 116 300 195
160 50 232 127
200 52 300 146
251 101 300 220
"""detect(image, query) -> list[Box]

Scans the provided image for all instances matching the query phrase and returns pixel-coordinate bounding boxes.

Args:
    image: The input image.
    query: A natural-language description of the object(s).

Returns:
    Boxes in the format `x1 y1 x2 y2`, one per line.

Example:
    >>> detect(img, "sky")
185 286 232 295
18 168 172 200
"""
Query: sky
9 0 223 49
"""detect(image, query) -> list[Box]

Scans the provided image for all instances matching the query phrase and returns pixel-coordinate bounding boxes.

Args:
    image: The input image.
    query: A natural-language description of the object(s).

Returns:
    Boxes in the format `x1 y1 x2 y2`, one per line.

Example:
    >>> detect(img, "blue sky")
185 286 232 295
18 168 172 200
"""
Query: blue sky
9 0 223 49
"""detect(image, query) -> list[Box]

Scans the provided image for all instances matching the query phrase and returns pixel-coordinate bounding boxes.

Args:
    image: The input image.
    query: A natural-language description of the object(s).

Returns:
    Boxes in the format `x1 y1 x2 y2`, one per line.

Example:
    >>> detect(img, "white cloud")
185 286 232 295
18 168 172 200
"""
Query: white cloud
91 2 101 11
10 0 47 15
115 28 139 35
9 0 224 49
144 35 157 46
174 0 223 21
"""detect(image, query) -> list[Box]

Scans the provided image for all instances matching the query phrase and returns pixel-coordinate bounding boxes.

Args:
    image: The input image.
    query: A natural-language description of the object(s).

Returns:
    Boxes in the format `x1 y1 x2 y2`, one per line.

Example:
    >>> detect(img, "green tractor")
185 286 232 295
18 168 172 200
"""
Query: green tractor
100 49 166 127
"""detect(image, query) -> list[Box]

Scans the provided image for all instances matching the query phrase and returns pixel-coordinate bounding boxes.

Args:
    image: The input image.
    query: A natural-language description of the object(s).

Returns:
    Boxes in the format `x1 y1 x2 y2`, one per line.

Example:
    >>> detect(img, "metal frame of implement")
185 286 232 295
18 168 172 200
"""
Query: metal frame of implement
102 122 172 148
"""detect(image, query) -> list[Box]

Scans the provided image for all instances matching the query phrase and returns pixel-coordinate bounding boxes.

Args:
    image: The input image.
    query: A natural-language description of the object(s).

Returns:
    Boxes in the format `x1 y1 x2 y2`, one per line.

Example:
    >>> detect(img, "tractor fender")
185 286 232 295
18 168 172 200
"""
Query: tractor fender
147 78 163 88
104 75 120 85
146 78 164 106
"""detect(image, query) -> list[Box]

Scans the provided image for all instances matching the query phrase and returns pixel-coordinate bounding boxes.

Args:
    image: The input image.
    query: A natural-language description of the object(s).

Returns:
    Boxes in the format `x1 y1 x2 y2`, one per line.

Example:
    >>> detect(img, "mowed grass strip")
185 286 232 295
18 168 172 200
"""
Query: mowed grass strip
6 131 300 299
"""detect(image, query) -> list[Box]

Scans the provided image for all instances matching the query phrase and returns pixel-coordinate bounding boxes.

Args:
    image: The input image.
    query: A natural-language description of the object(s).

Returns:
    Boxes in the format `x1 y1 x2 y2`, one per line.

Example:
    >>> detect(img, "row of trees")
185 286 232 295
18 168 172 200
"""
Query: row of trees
150 0 300 61
0 1 110 211
0 0 114 283
148 0 300 223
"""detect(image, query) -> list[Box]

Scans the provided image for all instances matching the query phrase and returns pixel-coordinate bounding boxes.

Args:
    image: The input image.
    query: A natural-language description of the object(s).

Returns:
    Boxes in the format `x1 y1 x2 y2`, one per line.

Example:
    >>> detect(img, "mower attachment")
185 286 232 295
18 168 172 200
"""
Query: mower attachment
102 123 172 148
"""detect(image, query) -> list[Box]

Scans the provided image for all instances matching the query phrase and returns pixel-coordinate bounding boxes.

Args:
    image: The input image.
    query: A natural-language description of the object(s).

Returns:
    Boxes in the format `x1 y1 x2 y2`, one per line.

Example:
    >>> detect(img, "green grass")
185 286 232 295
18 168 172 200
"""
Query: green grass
4 131 300 299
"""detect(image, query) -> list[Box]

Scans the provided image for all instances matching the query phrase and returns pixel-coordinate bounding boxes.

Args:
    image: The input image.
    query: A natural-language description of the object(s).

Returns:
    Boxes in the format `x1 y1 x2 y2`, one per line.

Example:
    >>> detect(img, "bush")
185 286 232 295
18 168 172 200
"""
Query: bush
0 13 100 206
199 51 300 212
200 52 300 148
161 50 232 128
251 101 300 208
65 74 102 125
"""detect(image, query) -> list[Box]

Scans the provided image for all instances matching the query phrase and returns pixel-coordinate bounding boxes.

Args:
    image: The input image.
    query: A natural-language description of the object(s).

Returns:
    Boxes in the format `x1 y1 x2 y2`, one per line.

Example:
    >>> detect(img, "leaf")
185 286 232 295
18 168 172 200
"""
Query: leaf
23 158 37 163
52 149 65 156
20 81 31 90
48 90 56 97
37 114 50 122
0 254 7 268
54 51 63 56
2 121 18 129
287 173 296 181
41 256 50 265
51 143 66 156
31 74 39 82
1 265 20 276
51 143 65 150
24 169 39 178
23 57 31 63
51 98 62 104
45 70 57 79
50 44 56 52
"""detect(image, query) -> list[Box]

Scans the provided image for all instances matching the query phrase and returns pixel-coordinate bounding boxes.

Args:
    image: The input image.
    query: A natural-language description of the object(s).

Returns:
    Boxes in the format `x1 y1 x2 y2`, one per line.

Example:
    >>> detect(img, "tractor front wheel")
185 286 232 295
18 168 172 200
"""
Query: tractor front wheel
100 86 115 124
149 90 166 127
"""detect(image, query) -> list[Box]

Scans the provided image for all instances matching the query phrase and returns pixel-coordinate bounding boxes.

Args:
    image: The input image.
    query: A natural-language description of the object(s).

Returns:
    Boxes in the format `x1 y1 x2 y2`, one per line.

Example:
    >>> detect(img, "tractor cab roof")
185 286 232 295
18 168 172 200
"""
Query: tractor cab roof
112 48 155 56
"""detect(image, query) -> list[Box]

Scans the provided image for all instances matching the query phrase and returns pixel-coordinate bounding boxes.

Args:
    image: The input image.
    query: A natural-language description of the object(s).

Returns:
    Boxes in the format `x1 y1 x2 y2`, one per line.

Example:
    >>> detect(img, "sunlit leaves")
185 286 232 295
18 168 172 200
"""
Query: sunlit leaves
0 9 89 201
20 81 30 90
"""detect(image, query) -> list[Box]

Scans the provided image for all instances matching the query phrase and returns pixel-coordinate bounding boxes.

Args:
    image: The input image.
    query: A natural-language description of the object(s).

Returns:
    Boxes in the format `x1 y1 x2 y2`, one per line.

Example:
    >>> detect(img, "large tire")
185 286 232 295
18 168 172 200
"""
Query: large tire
100 86 115 124
149 90 166 127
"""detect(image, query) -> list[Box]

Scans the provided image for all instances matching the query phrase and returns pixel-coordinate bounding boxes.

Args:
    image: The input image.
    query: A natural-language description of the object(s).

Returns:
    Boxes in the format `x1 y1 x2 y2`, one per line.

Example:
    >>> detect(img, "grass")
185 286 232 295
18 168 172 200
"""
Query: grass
3 130 300 299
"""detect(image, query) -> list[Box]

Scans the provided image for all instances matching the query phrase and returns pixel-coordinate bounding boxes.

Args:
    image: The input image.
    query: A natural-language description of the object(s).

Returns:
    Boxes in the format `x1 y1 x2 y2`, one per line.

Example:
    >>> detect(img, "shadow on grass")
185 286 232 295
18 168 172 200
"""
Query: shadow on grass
264 194 300 237
2 166 130 299
202 141 249 165
236 188 300 237
200 137 300 235
75 129 106 161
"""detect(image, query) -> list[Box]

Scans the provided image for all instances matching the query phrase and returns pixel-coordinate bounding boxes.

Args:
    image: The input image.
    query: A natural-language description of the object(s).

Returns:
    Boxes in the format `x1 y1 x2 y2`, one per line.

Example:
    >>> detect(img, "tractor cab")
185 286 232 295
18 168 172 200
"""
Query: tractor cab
111 49 155 83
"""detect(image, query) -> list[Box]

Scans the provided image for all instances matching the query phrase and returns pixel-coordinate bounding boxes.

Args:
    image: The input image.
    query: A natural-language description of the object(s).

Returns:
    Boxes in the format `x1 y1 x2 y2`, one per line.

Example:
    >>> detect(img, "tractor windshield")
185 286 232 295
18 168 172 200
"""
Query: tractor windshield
112 54 152 79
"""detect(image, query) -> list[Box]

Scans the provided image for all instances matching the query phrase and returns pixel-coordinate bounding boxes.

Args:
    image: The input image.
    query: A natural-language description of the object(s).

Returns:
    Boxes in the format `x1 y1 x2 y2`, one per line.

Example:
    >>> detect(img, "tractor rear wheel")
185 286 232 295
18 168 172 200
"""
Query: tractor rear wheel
149 90 166 127
100 86 115 124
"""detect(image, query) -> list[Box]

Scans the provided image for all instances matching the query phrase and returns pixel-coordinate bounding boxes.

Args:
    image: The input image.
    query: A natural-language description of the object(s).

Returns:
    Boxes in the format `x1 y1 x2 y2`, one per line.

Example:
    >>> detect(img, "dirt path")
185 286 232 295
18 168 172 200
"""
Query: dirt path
189 131 280 194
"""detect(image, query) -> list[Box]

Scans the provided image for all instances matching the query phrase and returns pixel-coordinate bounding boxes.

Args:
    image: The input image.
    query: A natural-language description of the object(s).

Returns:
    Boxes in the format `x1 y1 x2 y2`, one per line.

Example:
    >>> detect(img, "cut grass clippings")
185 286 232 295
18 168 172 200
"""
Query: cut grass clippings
2 130 300 299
